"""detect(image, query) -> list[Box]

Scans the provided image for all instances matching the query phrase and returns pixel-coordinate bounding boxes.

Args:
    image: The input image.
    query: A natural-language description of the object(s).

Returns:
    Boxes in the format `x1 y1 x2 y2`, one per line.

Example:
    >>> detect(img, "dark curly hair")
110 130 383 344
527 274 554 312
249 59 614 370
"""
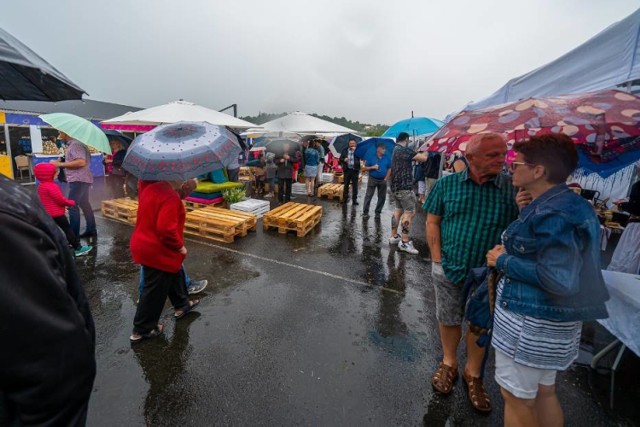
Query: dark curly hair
513 133 578 184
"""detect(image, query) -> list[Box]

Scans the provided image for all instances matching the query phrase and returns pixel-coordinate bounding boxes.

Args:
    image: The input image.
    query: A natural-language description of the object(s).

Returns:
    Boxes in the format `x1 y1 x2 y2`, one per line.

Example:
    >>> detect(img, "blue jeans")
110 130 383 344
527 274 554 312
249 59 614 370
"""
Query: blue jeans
139 265 190 296
68 181 96 237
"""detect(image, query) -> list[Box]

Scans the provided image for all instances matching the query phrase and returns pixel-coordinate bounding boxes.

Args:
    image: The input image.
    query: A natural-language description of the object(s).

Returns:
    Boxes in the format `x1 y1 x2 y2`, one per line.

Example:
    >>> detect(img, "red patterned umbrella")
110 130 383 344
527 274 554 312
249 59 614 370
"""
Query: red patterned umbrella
425 89 640 162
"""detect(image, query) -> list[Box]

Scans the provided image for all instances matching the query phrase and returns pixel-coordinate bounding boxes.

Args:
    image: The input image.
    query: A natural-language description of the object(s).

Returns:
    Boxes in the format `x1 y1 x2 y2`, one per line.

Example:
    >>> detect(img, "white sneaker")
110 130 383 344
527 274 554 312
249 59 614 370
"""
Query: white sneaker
389 234 402 245
398 240 419 254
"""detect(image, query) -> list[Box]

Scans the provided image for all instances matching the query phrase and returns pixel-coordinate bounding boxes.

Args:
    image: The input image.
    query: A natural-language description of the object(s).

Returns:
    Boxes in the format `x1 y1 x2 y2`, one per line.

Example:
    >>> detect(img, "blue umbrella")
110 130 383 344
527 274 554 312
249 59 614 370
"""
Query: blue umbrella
382 116 445 138
122 121 241 181
354 137 396 159
329 133 363 156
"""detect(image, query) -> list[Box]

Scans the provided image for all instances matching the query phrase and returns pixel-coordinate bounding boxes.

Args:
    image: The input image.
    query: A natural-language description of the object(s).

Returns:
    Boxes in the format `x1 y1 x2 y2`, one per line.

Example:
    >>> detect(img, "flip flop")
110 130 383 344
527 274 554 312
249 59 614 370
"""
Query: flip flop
130 324 164 344
174 299 200 320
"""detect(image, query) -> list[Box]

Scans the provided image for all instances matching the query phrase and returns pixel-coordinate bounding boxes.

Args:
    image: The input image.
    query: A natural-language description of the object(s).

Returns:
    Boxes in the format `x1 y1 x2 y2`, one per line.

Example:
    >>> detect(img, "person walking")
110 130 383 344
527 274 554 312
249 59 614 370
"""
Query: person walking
362 142 392 217
389 132 429 254
50 131 97 239
423 132 525 412
129 180 200 343
340 138 362 205
34 163 92 257
275 142 301 204
486 134 609 426
264 151 277 198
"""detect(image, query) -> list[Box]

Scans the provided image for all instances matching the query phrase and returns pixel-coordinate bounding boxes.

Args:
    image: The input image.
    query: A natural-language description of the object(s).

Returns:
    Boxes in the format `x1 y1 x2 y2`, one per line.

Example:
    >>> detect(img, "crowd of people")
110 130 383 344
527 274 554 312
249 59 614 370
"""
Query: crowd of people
2 127 631 426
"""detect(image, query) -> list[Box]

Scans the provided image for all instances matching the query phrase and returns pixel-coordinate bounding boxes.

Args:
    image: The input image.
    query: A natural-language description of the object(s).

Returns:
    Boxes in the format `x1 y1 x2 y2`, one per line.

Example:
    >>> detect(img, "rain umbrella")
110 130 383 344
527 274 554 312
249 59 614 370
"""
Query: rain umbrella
426 89 640 164
40 113 111 154
265 139 302 156
354 137 396 159
101 100 257 130
122 121 241 181
104 129 132 149
0 27 85 101
329 133 363 157
383 116 445 139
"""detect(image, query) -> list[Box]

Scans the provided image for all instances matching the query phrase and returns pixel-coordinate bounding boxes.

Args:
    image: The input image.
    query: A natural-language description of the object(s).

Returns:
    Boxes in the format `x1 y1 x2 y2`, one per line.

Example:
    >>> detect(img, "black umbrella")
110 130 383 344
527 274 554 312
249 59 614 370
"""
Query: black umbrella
0 27 85 101
104 129 132 149
330 133 363 156
265 139 301 156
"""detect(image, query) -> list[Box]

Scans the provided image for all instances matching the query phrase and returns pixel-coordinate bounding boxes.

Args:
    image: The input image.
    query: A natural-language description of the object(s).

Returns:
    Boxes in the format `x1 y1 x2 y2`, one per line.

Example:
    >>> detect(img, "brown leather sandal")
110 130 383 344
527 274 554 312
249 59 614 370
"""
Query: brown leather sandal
463 372 492 412
431 362 458 394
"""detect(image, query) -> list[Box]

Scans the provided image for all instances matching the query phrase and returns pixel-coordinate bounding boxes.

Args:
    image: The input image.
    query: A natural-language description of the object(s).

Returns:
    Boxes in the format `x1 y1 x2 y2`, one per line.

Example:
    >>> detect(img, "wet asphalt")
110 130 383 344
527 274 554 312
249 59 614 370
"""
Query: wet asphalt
62 178 639 426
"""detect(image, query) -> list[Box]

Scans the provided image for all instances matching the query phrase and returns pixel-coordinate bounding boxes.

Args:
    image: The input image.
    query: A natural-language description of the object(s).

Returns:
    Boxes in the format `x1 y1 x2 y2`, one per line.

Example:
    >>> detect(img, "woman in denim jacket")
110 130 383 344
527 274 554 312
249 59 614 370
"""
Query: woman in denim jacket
486 134 609 427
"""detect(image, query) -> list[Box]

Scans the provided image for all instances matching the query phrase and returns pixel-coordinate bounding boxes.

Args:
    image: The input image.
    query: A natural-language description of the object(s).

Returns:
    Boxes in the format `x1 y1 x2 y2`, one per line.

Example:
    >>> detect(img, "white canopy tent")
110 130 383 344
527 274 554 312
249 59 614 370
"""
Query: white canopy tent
245 111 356 135
101 100 257 129
468 8 640 111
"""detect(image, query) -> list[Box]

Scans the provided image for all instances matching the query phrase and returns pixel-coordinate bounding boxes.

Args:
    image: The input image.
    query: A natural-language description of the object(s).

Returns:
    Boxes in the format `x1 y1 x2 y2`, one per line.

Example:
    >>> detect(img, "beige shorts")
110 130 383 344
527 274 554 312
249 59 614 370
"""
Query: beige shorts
494 349 557 399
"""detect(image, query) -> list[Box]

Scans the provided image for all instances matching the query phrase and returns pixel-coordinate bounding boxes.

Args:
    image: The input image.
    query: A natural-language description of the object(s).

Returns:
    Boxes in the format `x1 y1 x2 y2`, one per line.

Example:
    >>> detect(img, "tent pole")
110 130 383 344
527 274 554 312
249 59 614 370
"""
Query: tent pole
3 124 13 178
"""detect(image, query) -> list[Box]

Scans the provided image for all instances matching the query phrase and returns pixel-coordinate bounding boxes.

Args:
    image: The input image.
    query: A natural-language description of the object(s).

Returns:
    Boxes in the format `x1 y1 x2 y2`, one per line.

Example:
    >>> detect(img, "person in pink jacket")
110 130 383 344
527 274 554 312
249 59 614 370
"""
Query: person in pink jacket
34 163 92 257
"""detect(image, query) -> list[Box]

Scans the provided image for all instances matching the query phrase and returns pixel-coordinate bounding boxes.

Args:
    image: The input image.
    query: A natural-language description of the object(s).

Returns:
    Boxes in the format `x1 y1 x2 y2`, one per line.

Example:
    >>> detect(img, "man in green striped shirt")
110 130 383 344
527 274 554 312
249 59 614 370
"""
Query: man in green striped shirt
423 133 523 412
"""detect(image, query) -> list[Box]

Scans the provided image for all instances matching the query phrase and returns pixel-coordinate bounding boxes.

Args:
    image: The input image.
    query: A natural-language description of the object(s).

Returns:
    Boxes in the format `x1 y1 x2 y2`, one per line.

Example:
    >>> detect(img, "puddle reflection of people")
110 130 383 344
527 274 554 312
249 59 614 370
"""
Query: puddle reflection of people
132 314 199 424
377 253 407 338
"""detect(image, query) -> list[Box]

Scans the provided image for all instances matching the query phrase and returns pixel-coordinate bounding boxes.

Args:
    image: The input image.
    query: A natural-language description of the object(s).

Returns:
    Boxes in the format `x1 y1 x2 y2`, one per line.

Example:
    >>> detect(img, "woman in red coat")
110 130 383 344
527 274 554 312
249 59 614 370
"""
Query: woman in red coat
129 180 199 343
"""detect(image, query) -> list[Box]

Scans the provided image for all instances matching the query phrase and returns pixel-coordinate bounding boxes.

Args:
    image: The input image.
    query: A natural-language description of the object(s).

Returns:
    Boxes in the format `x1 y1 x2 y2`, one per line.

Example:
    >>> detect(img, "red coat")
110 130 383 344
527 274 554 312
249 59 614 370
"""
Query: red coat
130 181 186 273
34 163 75 218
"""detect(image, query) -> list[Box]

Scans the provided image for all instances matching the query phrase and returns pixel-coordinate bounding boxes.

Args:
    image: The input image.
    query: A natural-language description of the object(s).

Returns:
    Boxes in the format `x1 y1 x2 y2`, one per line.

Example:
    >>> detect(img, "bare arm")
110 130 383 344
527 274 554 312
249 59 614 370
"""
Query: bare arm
413 152 428 162
384 168 392 181
50 158 86 169
426 213 443 262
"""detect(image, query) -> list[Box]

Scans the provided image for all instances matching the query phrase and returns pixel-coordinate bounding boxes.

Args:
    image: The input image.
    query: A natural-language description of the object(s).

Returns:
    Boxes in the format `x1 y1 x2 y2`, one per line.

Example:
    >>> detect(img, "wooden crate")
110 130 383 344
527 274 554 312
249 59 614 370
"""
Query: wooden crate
183 199 225 212
316 183 344 201
337 174 363 184
101 198 138 224
262 202 322 237
184 206 257 243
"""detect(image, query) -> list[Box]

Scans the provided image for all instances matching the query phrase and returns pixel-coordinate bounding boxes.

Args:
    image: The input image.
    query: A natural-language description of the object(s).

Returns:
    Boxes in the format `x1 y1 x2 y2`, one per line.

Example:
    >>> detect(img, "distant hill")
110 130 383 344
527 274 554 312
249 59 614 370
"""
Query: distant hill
240 112 388 136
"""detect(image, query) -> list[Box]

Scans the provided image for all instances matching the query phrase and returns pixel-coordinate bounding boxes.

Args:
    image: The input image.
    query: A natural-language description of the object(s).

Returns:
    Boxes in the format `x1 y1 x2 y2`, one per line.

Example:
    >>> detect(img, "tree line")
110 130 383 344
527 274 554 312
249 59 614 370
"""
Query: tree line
240 112 388 136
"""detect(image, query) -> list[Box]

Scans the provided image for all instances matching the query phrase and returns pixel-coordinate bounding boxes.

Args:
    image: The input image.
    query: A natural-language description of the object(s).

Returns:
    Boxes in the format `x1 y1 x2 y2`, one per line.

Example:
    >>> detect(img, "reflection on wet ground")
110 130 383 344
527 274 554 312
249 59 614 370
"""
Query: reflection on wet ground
73 178 639 426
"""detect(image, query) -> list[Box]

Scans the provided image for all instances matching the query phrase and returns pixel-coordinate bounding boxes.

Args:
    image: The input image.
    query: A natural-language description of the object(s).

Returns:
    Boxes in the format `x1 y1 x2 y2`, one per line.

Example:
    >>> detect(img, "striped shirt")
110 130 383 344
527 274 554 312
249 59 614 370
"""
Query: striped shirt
492 278 582 370
423 170 518 285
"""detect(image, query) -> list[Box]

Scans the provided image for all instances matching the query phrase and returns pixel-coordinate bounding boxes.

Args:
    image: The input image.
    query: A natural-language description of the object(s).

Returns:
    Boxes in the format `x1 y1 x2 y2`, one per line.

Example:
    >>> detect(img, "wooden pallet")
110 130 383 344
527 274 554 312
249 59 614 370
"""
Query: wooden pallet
337 174 363 184
101 198 138 224
316 183 344 201
184 206 257 243
183 199 225 212
262 202 322 237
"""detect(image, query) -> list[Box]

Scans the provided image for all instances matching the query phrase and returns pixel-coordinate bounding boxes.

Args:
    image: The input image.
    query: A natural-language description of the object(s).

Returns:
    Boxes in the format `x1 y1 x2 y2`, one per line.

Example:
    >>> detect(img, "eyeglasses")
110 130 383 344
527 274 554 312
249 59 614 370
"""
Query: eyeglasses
508 161 535 172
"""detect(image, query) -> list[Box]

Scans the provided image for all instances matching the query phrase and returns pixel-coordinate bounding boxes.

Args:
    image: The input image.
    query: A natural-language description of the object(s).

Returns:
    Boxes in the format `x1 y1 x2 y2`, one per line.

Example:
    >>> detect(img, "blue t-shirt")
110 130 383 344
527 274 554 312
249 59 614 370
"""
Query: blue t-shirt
304 147 320 166
363 151 391 179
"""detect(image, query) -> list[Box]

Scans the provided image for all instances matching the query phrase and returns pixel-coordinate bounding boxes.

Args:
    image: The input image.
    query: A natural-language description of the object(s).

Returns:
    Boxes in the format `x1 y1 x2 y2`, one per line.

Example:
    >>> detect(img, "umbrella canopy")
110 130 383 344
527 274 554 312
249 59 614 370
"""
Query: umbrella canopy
427 89 640 163
265 139 302 156
103 129 132 149
382 116 445 139
0 28 85 101
250 111 356 134
354 137 396 159
40 113 111 154
122 121 241 181
101 100 257 130
329 133 363 157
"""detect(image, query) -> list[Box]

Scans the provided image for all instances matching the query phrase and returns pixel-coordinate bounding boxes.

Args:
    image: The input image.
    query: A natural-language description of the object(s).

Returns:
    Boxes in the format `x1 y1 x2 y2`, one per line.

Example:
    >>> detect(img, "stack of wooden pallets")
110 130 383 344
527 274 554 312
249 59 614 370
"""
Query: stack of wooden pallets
101 198 138 224
316 183 344 201
337 174 363 184
230 198 271 218
183 199 225 212
184 206 257 243
262 202 322 237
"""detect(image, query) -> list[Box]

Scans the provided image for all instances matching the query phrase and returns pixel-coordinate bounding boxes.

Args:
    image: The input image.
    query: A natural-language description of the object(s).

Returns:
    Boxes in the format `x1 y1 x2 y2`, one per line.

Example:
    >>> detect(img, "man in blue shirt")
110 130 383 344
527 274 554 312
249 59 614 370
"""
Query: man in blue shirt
362 142 392 216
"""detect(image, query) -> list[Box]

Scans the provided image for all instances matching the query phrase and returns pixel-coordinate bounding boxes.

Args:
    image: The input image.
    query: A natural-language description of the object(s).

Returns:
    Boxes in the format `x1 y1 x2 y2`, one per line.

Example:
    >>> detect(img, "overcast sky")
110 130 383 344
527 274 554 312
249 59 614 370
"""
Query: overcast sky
2 0 638 124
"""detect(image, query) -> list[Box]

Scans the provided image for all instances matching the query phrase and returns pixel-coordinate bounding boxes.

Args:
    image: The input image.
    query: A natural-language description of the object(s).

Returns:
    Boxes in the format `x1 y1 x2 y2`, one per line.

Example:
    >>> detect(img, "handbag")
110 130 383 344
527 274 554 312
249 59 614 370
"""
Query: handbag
461 266 501 347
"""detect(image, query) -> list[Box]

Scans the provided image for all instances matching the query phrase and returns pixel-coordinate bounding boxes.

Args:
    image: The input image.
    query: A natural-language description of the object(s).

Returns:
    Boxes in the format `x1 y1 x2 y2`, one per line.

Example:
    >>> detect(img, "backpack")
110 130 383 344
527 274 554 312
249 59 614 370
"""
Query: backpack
461 267 500 347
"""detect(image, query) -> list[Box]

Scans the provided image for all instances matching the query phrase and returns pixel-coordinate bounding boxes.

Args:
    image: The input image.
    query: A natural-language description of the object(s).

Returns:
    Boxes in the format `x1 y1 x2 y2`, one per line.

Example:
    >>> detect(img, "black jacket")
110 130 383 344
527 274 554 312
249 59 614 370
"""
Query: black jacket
0 174 96 426
340 147 361 171
620 181 640 216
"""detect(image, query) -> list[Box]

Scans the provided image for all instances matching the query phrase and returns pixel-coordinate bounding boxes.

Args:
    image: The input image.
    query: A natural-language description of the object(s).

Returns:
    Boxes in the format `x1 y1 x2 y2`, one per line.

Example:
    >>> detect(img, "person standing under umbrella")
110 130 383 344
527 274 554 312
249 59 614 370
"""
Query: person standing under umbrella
50 131 97 239
303 141 320 197
275 142 300 204
340 138 362 205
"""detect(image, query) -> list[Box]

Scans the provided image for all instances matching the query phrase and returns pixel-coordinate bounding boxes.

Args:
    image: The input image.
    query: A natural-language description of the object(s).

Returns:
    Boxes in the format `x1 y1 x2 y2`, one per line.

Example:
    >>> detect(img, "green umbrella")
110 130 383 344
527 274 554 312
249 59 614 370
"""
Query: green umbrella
40 113 111 154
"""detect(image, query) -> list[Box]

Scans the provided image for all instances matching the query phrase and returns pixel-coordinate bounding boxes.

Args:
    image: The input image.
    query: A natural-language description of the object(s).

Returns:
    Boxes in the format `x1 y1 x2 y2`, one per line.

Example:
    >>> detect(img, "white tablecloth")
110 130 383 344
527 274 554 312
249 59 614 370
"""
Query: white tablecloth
599 270 640 356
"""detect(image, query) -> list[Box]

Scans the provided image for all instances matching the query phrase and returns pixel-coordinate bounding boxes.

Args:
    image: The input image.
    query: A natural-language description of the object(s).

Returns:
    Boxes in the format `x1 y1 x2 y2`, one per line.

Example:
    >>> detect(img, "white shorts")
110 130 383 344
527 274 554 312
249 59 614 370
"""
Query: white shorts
494 349 557 399
417 180 426 195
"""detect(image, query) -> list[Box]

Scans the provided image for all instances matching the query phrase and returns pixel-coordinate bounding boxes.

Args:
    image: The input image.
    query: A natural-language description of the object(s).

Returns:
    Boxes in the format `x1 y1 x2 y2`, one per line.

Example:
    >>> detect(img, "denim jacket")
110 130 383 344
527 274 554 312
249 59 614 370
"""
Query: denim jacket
495 184 609 321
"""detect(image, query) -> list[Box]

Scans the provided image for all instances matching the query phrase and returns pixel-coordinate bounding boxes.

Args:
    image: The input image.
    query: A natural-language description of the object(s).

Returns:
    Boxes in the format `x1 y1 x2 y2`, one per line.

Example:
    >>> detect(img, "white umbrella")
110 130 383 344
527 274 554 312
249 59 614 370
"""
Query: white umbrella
101 100 257 129
246 111 356 134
